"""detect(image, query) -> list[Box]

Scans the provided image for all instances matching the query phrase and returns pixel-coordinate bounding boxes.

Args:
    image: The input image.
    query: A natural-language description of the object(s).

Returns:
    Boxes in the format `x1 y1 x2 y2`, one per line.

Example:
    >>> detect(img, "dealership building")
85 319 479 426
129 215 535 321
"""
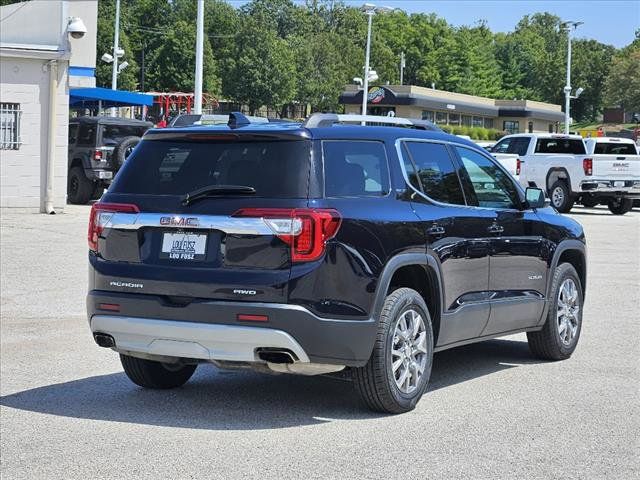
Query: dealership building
340 85 565 134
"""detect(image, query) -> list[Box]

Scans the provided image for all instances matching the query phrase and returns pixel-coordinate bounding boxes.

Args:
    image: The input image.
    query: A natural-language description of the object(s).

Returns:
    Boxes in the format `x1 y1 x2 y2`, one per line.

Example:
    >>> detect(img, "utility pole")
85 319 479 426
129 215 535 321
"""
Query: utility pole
110 0 121 116
400 51 405 85
194 0 204 115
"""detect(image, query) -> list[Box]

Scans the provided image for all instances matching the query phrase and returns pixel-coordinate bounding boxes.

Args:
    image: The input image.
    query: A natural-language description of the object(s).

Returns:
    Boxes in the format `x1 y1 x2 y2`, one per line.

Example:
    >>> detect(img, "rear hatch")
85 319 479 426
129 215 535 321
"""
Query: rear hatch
90 128 315 304
589 141 640 179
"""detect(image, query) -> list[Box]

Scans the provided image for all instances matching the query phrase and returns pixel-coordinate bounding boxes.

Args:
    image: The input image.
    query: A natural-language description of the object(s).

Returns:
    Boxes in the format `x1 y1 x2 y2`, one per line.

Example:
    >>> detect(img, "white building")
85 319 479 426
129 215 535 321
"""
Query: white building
0 0 97 212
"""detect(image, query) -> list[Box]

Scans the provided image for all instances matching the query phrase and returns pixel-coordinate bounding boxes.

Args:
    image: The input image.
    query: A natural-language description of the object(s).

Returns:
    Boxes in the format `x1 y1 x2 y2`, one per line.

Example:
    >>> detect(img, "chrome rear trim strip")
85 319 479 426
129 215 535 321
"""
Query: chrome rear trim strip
105 212 273 235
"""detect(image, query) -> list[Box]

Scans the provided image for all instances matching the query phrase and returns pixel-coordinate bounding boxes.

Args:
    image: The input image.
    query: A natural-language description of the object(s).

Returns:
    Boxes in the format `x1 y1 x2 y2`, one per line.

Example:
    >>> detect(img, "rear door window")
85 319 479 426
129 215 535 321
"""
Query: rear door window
535 138 586 154
402 141 466 205
109 137 311 198
322 141 389 197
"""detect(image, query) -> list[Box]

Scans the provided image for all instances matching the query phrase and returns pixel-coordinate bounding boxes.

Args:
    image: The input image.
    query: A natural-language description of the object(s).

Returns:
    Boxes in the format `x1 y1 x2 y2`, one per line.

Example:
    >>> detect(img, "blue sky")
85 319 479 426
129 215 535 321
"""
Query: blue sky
227 0 639 48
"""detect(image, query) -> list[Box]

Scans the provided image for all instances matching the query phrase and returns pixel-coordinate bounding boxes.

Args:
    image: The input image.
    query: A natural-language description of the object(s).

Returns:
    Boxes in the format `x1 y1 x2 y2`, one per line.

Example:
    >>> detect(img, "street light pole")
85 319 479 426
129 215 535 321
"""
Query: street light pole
361 8 374 117
194 0 204 115
400 51 405 85
110 0 121 116
562 21 583 134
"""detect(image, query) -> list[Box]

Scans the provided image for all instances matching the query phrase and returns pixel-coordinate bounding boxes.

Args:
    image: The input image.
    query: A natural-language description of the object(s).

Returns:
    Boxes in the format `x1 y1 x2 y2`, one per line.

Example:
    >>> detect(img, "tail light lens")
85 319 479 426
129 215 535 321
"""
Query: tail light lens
516 158 521 176
583 158 593 176
233 208 341 262
88 202 139 252
93 149 103 161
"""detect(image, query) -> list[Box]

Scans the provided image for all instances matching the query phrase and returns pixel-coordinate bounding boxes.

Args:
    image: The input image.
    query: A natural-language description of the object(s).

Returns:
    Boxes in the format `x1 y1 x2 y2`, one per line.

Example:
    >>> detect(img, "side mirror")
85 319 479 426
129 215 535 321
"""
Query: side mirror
525 187 545 209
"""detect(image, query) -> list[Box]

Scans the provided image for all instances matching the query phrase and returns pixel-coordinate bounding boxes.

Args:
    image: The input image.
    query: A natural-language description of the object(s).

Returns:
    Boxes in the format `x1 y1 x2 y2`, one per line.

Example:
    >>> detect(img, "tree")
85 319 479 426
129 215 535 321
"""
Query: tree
145 19 219 93
223 16 296 114
571 39 616 121
604 46 640 113
95 0 139 90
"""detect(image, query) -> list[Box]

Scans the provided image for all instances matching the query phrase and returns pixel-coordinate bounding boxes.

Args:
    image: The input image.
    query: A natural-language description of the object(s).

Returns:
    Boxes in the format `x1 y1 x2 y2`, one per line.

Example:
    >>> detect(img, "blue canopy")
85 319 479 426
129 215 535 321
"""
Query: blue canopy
69 87 154 108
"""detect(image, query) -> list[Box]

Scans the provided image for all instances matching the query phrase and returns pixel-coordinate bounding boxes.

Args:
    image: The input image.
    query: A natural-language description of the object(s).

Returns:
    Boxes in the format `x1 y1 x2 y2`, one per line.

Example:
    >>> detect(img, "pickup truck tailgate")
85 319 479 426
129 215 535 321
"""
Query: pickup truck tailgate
592 154 640 178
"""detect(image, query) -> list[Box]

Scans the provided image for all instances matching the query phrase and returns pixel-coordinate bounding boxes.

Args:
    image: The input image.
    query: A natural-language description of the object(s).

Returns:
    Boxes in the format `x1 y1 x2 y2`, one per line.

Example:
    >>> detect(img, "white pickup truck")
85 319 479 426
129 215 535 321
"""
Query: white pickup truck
490 133 640 214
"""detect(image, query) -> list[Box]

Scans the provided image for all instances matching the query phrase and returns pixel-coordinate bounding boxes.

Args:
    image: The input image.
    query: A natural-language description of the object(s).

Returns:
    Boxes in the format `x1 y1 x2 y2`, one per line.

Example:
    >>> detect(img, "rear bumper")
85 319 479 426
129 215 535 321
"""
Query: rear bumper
91 315 310 362
579 180 640 198
87 290 377 366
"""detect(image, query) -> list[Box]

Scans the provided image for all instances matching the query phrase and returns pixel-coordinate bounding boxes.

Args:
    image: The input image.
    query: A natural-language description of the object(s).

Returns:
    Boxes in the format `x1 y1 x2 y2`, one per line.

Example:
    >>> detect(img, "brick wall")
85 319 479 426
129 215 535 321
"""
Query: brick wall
1 56 69 211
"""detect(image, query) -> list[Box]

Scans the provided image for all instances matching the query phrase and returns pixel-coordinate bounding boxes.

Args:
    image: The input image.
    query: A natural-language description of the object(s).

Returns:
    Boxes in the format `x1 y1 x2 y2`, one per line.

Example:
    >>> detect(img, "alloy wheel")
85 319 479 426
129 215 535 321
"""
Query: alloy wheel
552 186 565 208
391 309 428 394
557 278 580 346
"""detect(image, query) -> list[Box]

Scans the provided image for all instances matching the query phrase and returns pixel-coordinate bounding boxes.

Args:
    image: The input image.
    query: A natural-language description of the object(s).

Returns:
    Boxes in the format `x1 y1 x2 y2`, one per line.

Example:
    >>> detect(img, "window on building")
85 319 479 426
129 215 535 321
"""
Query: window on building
0 103 21 150
503 120 520 134
462 115 472 127
435 112 448 125
484 118 494 129
448 113 460 126
421 111 435 122
528 121 534 133
548 123 554 133
472 116 483 128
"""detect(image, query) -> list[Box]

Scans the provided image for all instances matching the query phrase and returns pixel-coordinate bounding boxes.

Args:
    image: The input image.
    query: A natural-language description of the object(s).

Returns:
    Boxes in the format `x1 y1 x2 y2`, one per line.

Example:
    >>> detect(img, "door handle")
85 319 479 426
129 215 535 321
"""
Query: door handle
487 224 504 234
427 225 446 236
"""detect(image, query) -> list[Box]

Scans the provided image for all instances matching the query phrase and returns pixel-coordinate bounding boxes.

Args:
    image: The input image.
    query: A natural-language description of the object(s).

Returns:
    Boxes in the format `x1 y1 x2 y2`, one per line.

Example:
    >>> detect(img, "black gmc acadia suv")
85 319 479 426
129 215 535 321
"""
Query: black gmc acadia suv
87 113 586 413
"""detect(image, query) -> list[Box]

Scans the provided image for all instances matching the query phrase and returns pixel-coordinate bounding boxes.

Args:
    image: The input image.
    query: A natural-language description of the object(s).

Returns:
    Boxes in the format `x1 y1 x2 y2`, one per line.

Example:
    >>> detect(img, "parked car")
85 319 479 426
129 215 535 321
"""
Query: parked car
68 116 152 204
491 133 640 214
87 113 586 413
168 113 289 128
581 137 640 212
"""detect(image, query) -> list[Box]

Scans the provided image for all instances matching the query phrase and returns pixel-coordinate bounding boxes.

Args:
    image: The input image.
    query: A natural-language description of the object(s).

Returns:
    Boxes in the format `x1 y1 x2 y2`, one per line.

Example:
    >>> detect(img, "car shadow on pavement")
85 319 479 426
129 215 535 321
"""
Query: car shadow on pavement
0 339 541 430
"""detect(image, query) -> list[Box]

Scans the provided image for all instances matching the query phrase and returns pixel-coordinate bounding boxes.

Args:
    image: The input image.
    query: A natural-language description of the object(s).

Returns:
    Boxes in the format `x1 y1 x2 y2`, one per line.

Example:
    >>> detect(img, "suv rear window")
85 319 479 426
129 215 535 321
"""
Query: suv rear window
535 138 586 154
100 125 148 146
593 142 637 155
109 138 311 197
323 141 389 197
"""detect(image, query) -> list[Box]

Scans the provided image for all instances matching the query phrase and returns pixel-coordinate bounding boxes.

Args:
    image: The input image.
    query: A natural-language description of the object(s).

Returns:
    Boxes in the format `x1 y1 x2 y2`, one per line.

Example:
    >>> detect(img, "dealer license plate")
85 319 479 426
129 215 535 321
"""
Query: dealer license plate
614 181 625 187
160 232 207 261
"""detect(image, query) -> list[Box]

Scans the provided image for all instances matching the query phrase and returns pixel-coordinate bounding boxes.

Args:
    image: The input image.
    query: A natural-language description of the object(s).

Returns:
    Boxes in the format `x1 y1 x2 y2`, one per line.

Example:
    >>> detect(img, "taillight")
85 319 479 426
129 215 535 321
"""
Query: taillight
93 149 103 161
88 202 139 252
516 158 521 176
233 208 341 262
583 158 593 176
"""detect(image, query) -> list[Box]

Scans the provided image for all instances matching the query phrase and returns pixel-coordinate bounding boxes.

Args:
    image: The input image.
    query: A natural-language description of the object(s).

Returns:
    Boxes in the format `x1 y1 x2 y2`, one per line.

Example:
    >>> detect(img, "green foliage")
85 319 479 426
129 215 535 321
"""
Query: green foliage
91 1 629 119
604 46 640 113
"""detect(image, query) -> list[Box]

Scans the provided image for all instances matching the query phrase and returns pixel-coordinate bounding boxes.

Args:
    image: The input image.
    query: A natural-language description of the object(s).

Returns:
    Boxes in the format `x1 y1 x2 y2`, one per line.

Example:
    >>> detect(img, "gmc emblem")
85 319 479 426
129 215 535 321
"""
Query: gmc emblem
160 216 199 227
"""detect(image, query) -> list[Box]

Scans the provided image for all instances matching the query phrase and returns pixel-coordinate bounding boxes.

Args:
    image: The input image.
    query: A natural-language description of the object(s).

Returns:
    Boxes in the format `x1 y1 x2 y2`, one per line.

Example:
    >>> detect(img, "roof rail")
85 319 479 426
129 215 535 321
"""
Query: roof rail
303 113 442 132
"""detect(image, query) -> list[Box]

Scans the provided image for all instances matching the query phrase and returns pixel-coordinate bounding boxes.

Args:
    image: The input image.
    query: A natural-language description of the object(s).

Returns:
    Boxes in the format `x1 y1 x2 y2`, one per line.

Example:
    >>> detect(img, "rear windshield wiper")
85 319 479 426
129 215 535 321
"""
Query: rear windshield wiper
181 185 256 205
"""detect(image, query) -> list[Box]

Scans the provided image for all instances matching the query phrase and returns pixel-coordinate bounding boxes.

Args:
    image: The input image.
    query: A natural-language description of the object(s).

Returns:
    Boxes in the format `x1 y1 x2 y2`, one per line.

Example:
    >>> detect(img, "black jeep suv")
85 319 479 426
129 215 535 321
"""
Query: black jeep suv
68 116 152 204
87 113 586 413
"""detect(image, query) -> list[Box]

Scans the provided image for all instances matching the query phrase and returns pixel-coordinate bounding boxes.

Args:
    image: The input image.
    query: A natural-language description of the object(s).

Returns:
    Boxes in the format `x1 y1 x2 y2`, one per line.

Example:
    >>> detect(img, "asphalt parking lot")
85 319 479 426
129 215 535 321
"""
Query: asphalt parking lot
1 204 638 479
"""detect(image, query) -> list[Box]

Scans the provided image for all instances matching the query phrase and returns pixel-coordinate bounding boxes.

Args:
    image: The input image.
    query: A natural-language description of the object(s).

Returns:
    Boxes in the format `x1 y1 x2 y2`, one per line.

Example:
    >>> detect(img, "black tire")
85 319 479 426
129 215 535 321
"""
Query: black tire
527 263 583 361
580 196 598 208
120 354 196 389
91 183 104 201
67 166 94 204
113 136 141 170
353 287 434 414
607 198 633 215
549 180 574 213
